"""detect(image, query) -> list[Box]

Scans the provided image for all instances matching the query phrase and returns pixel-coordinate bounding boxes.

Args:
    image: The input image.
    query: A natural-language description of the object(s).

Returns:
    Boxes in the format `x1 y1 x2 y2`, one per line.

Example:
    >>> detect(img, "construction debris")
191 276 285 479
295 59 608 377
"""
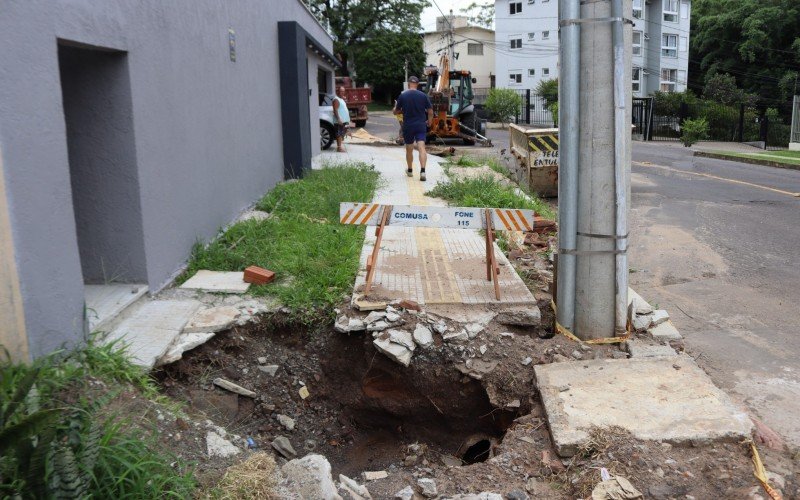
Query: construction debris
213 377 256 398
243 265 276 285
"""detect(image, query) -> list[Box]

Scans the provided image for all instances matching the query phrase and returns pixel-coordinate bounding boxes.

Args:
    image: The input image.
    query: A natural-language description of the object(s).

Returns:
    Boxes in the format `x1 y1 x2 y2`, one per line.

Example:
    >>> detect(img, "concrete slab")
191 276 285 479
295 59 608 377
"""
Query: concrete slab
85 284 148 332
180 270 250 294
105 299 202 368
534 357 753 457
183 306 240 333
649 320 682 340
626 342 677 358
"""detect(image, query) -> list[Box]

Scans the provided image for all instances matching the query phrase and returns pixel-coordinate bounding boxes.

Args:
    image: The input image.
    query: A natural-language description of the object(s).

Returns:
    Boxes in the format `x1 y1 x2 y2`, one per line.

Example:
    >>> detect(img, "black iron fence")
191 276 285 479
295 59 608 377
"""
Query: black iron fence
633 97 793 150
473 88 556 128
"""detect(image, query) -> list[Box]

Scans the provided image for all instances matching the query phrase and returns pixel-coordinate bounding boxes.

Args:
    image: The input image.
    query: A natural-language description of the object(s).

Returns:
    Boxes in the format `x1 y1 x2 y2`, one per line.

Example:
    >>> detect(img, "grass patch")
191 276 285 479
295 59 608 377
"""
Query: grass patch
427 174 555 219
367 101 394 112
182 162 380 319
0 339 195 498
447 154 512 178
711 150 800 165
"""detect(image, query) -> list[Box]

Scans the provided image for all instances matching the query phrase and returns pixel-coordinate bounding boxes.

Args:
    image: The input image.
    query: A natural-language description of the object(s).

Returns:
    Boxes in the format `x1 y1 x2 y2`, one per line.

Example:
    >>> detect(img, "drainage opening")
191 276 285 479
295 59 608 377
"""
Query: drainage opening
155 318 527 475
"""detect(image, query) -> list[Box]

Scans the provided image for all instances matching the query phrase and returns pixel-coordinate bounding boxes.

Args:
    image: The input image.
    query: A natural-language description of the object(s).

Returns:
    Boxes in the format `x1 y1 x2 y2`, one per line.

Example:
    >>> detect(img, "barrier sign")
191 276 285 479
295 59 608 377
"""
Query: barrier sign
340 203 535 232
340 203 538 300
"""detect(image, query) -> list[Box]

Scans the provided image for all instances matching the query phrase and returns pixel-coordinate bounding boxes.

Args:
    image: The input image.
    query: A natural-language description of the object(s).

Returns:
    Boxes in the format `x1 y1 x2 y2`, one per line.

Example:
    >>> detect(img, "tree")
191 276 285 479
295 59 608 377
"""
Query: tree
459 2 495 29
690 0 800 103
303 0 427 76
485 88 522 123
354 32 426 102
702 73 756 106
535 78 559 105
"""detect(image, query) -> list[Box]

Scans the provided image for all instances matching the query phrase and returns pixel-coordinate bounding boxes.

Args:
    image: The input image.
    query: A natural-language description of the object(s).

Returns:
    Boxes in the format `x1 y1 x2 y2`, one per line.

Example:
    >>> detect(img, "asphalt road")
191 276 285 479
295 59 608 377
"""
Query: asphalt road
363 115 800 447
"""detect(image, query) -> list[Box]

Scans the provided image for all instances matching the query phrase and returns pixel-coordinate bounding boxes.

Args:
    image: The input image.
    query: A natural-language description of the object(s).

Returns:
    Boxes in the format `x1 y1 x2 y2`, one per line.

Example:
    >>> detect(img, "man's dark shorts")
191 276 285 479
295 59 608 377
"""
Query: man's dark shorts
402 123 427 145
336 124 347 138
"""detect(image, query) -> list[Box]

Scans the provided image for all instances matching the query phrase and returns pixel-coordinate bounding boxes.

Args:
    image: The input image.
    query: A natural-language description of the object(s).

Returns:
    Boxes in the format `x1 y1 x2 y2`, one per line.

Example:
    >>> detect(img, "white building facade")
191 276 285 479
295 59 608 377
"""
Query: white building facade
494 0 691 96
423 16 496 90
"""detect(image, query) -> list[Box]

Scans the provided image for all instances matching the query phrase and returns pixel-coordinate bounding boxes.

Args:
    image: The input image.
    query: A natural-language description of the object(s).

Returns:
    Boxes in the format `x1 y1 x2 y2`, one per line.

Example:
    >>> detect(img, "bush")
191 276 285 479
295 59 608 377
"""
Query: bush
485 88 522 123
549 102 559 127
680 117 709 147
535 78 559 106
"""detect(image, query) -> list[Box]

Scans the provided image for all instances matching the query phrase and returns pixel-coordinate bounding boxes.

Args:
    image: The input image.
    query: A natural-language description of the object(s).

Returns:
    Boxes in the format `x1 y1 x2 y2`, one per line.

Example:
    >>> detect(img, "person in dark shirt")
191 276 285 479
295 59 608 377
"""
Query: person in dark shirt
393 76 433 181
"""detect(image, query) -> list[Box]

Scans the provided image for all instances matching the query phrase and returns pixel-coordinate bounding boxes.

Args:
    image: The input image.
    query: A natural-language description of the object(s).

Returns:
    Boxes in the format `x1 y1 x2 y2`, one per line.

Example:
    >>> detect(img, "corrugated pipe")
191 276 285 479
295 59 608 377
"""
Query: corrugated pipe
556 0 580 333
611 0 628 334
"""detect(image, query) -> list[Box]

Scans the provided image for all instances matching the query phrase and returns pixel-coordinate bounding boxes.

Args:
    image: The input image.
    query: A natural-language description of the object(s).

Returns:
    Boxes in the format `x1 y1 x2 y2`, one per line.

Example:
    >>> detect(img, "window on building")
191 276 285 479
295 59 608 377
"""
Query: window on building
663 0 678 22
542 31 550 40
510 2 523 14
633 0 643 19
679 36 687 52
510 38 523 49
528 0 535 4
660 68 677 92
542 68 550 76
633 31 642 56
680 0 689 19
468 43 484 56
528 69 536 77
661 34 678 57
509 72 523 84
632 67 641 93
542 0 549 3
528 32 536 40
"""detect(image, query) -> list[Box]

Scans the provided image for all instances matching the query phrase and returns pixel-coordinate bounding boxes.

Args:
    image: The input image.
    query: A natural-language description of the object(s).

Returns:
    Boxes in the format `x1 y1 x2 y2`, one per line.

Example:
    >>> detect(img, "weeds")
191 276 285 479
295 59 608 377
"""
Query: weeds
427 174 555 219
0 338 195 498
182 162 380 321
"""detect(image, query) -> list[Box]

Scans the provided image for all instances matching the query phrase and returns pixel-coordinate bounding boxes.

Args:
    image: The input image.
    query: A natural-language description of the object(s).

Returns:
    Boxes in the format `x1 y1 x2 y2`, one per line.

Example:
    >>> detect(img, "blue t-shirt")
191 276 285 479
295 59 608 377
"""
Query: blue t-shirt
396 89 432 128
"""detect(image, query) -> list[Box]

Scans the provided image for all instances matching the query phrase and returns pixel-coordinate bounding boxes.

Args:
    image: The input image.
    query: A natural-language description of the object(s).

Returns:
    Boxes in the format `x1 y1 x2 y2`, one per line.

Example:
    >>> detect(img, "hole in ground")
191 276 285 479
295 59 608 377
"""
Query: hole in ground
155 317 527 475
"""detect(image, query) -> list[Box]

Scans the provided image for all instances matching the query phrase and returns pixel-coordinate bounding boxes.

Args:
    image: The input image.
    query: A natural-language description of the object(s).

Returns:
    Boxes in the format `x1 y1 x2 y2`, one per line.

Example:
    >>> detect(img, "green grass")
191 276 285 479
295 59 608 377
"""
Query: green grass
367 101 394 112
427 174 556 219
0 339 195 498
447 154 513 177
711 150 800 165
182 162 380 319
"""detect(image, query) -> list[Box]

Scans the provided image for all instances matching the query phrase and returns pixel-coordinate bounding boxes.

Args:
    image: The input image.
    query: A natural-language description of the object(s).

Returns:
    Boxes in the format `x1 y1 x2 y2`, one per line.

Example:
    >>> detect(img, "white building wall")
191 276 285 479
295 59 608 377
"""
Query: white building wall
423 26 496 89
495 0 691 96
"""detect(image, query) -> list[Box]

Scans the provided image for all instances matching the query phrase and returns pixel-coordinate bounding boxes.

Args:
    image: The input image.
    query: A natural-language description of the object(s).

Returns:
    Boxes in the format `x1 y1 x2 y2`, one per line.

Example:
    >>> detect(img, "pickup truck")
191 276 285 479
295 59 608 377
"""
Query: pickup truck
334 76 371 127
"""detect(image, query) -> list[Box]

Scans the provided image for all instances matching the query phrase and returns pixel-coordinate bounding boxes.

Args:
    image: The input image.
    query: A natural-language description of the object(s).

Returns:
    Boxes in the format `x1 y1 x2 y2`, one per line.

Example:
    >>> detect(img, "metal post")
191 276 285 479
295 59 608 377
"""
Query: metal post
574 0 629 338
738 103 745 143
556 0 580 335
525 89 531 124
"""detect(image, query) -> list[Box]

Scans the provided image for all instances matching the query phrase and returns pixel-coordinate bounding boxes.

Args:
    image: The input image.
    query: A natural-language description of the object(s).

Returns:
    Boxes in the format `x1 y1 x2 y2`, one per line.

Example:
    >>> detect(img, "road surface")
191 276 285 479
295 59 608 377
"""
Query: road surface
361 117 800 447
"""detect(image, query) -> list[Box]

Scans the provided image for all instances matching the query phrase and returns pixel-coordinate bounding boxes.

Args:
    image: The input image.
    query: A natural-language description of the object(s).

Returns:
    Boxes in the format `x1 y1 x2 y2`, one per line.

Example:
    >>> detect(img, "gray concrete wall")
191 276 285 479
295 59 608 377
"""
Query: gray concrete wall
0 0 334 357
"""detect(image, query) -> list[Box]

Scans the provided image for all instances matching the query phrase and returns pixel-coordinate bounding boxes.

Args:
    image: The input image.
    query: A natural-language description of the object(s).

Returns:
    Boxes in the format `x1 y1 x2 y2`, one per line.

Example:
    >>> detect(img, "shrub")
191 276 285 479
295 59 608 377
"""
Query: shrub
485 88 522 123
535 78 559 106
549 102 559 127
680 117 709 147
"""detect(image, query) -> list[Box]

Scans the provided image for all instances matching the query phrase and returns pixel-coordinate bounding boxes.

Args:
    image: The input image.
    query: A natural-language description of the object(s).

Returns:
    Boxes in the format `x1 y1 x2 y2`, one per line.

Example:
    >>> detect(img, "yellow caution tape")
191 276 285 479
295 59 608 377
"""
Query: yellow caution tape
750 441 783 500
551 300 631 345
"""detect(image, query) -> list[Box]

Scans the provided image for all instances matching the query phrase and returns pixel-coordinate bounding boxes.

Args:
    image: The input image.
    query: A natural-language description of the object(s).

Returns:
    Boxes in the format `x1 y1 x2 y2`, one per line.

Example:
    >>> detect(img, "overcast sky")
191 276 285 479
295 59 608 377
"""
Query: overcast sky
420 0 491 31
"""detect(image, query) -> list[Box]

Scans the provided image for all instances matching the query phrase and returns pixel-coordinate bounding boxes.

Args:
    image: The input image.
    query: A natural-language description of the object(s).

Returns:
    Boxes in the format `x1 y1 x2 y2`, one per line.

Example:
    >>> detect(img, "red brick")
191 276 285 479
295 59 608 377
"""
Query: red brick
244 266 275 285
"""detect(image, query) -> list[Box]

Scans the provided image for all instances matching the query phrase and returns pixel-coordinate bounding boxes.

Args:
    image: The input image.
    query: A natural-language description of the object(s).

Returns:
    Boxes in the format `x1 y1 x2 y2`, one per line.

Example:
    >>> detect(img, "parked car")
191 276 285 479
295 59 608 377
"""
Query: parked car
319 93 336 150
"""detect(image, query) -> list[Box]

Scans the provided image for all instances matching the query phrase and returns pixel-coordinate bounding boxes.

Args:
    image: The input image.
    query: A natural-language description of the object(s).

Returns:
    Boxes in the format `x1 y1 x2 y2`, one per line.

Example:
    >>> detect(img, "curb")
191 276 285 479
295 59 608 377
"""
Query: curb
693 151 800 171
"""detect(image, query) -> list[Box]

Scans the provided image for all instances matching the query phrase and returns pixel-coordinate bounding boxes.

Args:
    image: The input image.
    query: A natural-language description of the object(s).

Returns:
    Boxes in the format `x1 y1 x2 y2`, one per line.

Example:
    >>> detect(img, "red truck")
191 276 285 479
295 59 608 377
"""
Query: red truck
334 76 371 127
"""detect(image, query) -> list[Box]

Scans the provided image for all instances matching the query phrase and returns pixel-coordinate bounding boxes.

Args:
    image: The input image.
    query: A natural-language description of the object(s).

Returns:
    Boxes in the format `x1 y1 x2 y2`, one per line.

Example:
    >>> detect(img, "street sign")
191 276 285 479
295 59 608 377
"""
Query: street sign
340 203 536 232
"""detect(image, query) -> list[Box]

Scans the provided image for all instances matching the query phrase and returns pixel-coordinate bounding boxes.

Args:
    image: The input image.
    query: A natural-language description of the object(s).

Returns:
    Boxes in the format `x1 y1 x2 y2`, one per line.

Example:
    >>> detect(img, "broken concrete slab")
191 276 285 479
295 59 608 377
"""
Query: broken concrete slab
156 332 215 366
628 288 653 315
336 316 367 333
455 359 499 380
272 436 297 458
535 357 752 456
206 430 241 458
258 364 280 376
373 336 413 367
632 313 652 332
495 306 542 326
649 320 682 340
413 324 434 348
466 323 484 339
180 270 250 293
626 342 677 359
650 309 670 327
353 296 388 311
105 299 202 368
213 377 256 397
364 311 387 324
183 306 240 333
443 329 469 343
280 454 339 500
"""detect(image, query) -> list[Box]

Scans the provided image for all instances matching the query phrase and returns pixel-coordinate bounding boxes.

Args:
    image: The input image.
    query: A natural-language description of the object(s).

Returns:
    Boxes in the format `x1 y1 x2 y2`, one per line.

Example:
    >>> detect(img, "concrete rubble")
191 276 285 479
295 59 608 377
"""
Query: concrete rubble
373 329 416 367
455 359 499 380
206 430 240 458
443 329 469 343
649 321 682 340
625 342 677 358
157 332 215 366
277 414 296 431
417 478 438 498
213 377 256 397
650 309 670 327
258 364 280 376
280 454 341 500
272 436 298 458
395 486 415 500
413 324 434 348
495 307 541 326
338 474 372 500
362 470 388 481
183 305 240 333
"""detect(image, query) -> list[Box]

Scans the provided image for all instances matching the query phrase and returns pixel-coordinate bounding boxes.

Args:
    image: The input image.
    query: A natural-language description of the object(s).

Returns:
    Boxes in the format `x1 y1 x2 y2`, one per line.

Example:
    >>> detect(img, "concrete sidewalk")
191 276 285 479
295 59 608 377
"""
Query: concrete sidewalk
315 145 536 307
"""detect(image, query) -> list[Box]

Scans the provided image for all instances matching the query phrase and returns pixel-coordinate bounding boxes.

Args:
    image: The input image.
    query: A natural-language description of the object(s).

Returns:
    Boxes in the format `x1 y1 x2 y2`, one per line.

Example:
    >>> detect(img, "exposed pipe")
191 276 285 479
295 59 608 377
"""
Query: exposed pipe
556 0 580 333
611 0 628 334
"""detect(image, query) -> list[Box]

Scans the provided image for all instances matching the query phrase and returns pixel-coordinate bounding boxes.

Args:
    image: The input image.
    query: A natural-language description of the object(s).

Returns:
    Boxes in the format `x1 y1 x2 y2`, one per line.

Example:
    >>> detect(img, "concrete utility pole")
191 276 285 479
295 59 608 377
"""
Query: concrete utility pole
559 0 632 339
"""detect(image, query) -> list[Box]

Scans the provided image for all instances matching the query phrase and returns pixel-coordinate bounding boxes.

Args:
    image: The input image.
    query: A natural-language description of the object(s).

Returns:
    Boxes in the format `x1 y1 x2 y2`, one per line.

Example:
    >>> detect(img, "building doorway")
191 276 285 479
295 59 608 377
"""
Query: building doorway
57 42 148 331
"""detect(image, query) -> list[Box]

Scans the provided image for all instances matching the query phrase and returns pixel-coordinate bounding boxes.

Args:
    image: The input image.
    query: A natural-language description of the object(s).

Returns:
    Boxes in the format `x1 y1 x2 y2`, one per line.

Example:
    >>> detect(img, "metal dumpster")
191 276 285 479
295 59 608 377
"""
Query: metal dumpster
509 124 559 198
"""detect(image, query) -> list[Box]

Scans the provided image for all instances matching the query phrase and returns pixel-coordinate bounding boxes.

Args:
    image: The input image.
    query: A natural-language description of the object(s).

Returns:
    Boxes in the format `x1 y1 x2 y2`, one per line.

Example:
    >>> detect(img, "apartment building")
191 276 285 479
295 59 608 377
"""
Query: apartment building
423 15 496 89
495 0 691 96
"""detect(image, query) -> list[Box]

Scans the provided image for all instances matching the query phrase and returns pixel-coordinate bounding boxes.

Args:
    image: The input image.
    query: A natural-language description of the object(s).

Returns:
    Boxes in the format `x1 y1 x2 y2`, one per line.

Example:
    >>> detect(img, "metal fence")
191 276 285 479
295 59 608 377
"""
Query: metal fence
473 88 556 128
633 97 794 150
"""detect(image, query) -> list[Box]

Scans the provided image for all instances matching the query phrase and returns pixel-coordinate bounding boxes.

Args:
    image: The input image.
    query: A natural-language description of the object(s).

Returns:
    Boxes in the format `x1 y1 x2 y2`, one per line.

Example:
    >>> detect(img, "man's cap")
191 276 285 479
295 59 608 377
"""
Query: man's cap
408 76 419 83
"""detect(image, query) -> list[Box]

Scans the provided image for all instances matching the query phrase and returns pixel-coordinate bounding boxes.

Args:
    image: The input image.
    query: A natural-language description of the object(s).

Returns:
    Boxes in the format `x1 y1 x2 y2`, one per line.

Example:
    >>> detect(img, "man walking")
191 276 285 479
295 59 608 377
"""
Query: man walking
393 76 433 181
333 86 350 153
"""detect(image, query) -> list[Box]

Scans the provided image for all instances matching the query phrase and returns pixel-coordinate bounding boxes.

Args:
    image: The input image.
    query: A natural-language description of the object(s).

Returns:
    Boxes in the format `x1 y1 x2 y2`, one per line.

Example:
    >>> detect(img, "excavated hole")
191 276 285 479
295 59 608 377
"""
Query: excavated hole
155 316 527 475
